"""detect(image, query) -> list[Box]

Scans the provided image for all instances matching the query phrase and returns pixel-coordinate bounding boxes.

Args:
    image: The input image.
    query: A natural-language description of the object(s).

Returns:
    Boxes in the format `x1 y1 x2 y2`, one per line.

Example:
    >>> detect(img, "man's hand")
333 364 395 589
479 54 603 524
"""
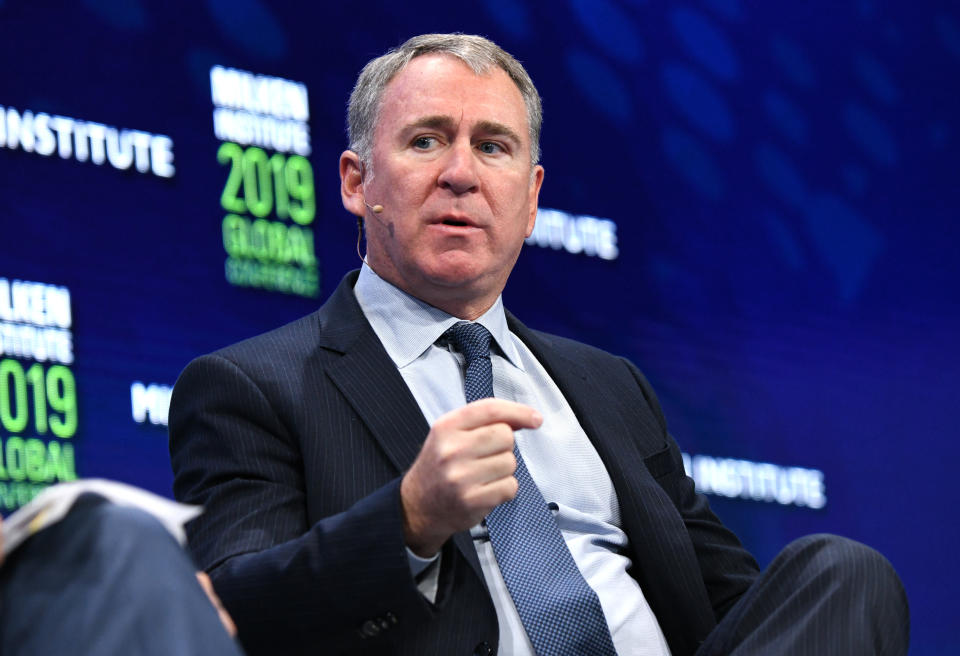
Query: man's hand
400 398 543 557
196 571 237 637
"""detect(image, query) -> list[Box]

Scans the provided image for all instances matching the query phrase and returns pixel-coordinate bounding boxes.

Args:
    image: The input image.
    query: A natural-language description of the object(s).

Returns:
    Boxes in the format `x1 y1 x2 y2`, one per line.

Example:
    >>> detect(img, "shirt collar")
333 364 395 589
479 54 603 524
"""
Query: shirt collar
353 263 523 370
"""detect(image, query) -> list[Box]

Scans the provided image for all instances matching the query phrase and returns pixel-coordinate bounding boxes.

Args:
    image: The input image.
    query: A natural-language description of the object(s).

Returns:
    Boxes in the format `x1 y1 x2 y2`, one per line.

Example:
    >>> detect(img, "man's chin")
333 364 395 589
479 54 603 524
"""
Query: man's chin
423 270 486 292
417 268 505 311
421 250 517 289
418 257 486 288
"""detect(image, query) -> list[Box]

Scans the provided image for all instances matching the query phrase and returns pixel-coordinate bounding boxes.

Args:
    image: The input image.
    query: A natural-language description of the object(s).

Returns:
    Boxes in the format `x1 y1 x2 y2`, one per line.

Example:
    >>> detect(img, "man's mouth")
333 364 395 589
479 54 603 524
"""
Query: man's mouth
432 214 479 229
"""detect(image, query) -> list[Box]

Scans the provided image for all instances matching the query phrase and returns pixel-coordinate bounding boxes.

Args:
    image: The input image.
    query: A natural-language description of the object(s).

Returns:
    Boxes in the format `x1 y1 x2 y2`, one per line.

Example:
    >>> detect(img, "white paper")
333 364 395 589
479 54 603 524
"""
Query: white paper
2 479 202 558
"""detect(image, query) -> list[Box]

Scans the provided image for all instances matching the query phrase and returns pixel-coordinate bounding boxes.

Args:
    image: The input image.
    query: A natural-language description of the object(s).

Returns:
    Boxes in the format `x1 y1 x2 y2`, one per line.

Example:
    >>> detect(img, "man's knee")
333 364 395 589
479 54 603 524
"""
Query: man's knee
63 497 197 588
713 534 911 655
80 499 181 557
87 502 169 539
780 534 909 635
781 534 902 590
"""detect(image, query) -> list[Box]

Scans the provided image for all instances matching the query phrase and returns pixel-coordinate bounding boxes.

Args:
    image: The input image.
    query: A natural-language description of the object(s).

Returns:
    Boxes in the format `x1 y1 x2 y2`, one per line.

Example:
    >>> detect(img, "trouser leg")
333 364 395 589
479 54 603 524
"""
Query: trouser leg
0 494 245 656
697 534 909 656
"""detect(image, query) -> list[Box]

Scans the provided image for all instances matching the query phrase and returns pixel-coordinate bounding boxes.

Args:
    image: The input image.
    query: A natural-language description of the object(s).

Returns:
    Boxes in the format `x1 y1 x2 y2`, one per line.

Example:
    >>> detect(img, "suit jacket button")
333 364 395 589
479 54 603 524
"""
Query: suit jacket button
359 620 381 638
473 641 493 656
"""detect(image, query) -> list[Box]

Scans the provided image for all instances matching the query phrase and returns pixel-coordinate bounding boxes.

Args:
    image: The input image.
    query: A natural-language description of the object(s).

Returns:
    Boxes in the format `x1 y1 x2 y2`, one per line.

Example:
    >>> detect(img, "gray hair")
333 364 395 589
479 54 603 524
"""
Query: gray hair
348 33 542 168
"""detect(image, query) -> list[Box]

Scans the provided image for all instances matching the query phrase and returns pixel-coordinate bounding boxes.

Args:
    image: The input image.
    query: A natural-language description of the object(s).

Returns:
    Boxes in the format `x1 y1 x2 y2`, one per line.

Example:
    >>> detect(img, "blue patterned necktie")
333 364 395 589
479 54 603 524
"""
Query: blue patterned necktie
444 321 617 656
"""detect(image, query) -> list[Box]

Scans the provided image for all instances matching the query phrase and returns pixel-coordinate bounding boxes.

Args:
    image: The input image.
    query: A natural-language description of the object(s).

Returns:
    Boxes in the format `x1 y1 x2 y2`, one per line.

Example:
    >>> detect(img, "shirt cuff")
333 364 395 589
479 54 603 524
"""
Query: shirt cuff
406 546 439 577
406 546 441 603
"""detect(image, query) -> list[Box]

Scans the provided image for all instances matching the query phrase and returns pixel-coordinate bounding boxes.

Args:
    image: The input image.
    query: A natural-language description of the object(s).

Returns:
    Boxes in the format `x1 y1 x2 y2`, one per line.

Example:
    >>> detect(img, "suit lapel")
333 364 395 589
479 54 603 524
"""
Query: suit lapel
317 272 485 580
319 273 429 473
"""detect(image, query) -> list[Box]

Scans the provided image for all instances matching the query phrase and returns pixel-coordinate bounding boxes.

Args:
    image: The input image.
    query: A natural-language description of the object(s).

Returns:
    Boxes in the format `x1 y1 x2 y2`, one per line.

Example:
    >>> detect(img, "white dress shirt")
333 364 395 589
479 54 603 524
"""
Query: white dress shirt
354 264 671 656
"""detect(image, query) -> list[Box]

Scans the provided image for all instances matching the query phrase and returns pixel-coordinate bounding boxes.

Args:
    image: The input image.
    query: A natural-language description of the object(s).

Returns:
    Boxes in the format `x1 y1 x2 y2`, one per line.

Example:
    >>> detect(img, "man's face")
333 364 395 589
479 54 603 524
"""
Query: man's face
349 54 544 317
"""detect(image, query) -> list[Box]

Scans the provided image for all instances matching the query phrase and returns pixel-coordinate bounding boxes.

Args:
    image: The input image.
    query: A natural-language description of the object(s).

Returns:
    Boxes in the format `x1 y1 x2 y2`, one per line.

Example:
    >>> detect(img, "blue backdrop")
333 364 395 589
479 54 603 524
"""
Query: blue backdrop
1 1 957 652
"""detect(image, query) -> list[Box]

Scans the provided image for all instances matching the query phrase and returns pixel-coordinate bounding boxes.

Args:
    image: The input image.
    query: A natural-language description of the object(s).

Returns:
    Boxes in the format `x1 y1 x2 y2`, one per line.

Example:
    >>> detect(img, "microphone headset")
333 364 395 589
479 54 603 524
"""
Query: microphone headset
356 201 385 262
356 161 384 261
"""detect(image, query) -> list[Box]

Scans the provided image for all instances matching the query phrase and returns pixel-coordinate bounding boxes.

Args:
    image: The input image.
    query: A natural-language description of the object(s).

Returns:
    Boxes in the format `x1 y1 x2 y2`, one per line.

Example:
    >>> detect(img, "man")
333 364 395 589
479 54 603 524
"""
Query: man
170 34 908 655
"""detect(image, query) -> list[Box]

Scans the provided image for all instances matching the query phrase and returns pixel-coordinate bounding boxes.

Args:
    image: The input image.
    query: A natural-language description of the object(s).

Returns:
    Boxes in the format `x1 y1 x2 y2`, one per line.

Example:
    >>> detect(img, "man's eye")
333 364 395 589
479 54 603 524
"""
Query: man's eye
478 142 503 155
413 136 436 149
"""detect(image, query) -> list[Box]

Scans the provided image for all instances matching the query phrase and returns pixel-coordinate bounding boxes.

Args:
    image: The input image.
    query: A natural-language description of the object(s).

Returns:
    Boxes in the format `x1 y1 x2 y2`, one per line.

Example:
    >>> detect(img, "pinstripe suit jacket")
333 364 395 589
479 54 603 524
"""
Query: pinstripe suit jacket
169 271 759 656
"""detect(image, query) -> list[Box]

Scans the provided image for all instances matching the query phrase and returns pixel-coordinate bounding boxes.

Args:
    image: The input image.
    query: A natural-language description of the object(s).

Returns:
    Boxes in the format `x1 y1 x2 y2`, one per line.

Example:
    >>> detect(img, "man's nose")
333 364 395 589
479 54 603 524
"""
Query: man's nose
437 141 479 195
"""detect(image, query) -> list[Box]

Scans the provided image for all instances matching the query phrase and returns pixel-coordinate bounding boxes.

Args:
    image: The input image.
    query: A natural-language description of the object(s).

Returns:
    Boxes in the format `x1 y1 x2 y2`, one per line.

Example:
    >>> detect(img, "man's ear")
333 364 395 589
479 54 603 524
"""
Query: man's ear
525 164 545 238
340 150 366 217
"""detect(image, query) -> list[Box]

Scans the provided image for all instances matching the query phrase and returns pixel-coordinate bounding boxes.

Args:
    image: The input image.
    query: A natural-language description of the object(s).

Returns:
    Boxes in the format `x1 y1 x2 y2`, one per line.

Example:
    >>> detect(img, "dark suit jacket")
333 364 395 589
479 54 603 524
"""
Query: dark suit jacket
169 271 759 656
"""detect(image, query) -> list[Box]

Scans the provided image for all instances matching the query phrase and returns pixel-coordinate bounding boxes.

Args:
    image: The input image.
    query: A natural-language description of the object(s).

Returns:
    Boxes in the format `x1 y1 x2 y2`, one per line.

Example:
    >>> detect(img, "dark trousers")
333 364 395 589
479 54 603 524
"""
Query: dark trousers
697 534 910 656
0 495 245 656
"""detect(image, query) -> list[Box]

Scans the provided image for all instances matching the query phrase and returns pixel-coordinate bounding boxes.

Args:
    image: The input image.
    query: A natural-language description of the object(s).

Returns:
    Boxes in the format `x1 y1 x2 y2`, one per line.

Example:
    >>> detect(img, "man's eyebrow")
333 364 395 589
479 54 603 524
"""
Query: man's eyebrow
474 120 523 145
403 116 524 145
404 115 457 132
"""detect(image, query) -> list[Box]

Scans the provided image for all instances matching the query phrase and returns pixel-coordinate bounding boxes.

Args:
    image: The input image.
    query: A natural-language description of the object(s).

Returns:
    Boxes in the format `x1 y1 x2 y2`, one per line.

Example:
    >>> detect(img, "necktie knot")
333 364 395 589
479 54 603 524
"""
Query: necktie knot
444 321 493 366
444 322 494 403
